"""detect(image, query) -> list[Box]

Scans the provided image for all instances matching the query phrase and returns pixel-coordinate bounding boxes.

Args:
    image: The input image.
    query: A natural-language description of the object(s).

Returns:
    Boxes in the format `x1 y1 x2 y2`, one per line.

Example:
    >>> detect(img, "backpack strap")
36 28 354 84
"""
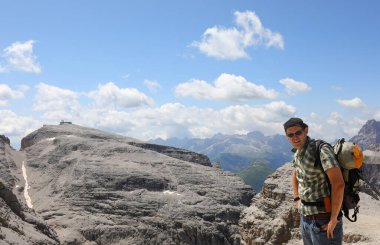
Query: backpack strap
313 139 332 168
344 206 359 222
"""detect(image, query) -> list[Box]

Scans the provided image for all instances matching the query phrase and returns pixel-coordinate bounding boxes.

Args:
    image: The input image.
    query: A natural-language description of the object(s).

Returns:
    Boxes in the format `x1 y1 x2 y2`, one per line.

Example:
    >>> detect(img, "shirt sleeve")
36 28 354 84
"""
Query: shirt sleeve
319 144 339 171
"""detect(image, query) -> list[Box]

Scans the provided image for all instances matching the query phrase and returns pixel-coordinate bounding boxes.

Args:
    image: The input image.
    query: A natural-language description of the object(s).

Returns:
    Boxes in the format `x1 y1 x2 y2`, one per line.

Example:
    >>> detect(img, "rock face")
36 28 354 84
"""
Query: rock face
128 142 212 167
361 150 380 199
0 135 10 146
239 163 300 245
20 124 254 244
350 119 380 150
0 135 59 244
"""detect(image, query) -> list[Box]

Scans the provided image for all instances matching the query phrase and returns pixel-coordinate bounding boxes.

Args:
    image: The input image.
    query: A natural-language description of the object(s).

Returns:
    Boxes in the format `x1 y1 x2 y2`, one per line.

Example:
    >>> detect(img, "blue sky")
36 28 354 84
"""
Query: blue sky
1 0 379 148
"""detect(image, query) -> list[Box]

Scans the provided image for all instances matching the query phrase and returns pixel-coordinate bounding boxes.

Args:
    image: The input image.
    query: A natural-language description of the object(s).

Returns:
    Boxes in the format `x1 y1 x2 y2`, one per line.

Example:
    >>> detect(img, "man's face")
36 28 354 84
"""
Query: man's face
285 125 308 150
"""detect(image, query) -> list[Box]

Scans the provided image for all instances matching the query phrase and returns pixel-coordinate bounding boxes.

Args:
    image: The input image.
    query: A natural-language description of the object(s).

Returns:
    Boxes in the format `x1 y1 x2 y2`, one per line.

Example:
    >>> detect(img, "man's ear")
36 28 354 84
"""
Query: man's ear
304 127 308 134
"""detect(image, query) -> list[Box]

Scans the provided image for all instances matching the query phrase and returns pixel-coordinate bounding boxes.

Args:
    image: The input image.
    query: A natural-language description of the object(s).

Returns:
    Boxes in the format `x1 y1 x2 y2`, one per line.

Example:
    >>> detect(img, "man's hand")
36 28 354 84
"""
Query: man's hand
321 217 338 238
294 199 300 208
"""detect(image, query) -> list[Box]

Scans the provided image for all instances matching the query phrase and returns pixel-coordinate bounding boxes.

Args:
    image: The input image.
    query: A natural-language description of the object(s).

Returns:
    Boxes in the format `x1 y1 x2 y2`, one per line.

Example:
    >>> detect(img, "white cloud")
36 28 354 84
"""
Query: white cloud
33 83 81 120
87 82 154 109
0 84 29 106
191 11 284 60
73 101 296 140
144 80 161 91
0 109 41 148
175 73 279 101
374 110 380 121
336 97 366 109
306 112 366 142
1 40 41 73
279 78 311 96
310 112 322 120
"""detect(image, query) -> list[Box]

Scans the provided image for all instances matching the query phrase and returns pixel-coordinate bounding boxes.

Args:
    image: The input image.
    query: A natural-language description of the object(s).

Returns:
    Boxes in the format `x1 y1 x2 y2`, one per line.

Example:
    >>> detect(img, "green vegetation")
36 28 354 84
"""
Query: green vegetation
211 153 252 172
238 161 275 192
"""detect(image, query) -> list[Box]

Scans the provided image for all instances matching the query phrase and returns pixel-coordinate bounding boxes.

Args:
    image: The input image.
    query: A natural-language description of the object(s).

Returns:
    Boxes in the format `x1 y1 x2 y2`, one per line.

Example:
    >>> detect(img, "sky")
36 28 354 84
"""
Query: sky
1 0 380 149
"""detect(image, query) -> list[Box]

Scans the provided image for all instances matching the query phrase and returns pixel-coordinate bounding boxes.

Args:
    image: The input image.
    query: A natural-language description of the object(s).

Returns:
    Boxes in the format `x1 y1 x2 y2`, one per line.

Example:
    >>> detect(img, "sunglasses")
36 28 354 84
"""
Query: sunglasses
286 130 303 138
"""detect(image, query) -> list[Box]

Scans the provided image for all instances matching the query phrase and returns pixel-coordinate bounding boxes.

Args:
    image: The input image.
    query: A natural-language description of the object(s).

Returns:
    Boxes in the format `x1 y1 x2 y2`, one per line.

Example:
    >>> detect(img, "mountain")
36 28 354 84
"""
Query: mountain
350 119 380 151
151 131 292 169
237 160 274 192
150 131 293 190
1 124 254 244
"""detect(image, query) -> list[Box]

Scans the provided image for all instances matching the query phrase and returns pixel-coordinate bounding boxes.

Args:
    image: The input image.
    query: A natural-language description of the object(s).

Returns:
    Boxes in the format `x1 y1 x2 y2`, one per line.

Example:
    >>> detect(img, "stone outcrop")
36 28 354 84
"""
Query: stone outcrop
19 124 254 244
239 163 300 245
128 142 212 167
360 150 380 199
0 138 59 244
0 135 10 146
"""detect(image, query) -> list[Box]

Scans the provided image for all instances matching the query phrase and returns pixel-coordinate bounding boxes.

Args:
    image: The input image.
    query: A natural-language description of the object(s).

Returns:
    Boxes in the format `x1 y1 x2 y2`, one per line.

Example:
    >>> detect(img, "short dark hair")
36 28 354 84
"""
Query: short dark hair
283 117 308 131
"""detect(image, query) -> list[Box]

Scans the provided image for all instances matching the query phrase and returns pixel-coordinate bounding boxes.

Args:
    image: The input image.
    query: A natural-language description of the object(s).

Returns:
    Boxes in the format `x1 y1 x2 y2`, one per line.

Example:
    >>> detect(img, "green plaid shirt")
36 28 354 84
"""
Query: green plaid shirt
292 137 339 215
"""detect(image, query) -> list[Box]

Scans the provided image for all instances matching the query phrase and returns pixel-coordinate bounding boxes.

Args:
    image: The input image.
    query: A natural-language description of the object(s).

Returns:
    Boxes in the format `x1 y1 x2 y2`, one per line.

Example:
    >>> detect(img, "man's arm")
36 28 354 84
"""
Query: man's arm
325 166 345 238
292 168 300 207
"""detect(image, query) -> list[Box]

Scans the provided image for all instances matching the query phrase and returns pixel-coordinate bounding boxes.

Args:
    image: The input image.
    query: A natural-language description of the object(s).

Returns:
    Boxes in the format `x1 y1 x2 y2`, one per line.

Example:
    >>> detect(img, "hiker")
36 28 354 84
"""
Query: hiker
284 117 345 245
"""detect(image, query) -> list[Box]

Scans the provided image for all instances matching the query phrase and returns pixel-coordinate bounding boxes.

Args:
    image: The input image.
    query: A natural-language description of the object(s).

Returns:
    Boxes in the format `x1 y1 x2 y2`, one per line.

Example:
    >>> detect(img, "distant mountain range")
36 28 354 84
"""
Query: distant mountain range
150 131 293 191
150 119 380 191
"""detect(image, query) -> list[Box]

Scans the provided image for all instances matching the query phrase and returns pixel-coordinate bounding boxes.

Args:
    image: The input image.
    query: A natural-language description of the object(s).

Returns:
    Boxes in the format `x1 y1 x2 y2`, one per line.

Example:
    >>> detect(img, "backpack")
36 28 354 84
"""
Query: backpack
314 138 364 222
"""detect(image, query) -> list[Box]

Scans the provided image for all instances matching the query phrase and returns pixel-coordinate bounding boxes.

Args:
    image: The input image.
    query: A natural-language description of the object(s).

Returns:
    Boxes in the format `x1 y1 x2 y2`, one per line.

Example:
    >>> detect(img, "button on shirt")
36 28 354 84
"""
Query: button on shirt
292 137 340 215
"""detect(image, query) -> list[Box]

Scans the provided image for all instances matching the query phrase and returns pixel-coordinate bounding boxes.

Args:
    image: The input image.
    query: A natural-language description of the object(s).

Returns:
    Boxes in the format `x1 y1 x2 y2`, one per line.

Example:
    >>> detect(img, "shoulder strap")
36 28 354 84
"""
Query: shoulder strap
313 139 331 168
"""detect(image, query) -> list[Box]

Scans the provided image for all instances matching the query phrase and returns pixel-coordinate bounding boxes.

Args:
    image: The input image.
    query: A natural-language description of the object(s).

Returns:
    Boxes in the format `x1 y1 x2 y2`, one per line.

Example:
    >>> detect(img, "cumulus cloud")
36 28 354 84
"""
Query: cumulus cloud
336 97 366 108
175 73 279 101
144 80 161 91
87 82 154 109
1 40 41 73
73 101 296 140
0 84 29 106
307 112 366 142
191 11 284 60
0 109 41 147
279 78 311 96
33 83 81 120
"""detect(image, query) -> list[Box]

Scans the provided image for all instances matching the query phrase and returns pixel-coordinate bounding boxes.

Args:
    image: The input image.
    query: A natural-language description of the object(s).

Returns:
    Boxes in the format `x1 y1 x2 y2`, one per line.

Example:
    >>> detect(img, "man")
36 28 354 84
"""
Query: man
284 117 345 245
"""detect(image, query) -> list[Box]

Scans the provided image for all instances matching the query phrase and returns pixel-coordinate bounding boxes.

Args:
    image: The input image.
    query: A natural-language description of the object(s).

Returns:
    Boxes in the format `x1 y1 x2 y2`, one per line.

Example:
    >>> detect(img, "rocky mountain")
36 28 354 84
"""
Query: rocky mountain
1 124 254 244
350 119 380 151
